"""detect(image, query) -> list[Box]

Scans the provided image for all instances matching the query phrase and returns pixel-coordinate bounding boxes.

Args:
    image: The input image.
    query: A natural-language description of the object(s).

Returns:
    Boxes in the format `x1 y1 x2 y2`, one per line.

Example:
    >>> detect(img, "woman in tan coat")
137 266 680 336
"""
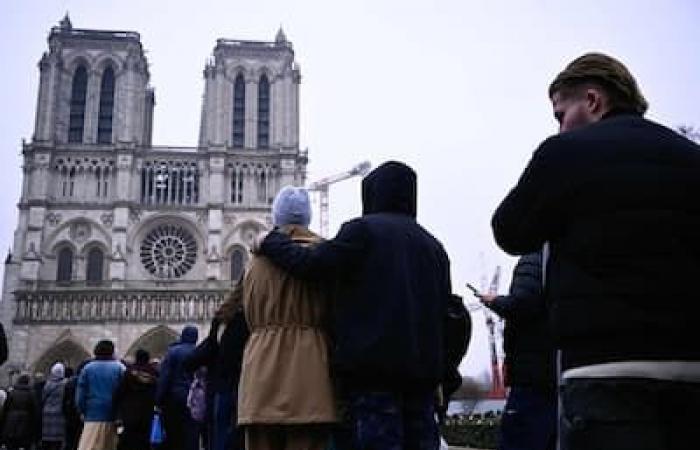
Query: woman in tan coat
238 186 336 450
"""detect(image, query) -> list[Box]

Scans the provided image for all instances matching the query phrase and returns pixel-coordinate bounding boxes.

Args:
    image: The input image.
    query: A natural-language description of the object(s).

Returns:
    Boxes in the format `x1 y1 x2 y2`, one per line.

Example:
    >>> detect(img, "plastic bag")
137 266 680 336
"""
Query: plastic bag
150 411 165 445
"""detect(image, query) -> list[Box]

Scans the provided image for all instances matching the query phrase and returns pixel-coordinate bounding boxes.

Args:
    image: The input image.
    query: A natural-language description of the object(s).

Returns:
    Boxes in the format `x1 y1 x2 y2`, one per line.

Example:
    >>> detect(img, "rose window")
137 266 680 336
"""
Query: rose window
140 224 197 278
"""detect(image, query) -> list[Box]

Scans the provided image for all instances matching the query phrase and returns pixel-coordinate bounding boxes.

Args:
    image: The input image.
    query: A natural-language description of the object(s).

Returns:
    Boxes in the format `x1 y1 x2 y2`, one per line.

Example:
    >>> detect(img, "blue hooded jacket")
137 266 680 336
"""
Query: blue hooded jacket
156 325 198 405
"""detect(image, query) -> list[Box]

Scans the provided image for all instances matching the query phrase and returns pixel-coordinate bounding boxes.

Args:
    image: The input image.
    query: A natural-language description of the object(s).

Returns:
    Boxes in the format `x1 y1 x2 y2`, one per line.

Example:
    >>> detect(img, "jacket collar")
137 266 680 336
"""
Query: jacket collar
278 224 322 244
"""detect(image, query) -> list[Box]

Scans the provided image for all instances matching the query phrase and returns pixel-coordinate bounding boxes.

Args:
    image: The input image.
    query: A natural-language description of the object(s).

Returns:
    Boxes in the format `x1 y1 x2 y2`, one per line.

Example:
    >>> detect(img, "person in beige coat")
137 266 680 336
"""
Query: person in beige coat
238 186 336 450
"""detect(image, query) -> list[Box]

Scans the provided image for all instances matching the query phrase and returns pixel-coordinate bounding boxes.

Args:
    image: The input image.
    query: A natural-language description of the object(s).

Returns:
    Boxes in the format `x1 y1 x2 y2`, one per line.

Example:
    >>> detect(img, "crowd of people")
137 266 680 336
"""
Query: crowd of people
0 51 699 450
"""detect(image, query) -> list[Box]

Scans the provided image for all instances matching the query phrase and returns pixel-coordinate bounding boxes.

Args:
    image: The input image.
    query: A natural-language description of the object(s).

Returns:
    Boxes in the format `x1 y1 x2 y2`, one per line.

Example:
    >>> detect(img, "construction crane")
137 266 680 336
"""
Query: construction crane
483 265 506 399
307 161 371 237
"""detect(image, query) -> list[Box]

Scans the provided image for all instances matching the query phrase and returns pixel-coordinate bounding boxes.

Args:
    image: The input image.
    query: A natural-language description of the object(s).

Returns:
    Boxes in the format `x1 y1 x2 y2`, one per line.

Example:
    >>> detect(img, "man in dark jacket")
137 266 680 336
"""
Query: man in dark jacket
259 161 452 449
156 325 199 450
492 53 700 450
478 252 555 450
1 374 38 450
116 349 158 450
184 291 249 450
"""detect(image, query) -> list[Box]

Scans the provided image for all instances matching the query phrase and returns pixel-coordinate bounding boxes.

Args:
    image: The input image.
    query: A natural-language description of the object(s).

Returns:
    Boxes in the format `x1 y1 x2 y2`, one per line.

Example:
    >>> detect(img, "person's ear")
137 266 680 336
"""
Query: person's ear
585 88 605 115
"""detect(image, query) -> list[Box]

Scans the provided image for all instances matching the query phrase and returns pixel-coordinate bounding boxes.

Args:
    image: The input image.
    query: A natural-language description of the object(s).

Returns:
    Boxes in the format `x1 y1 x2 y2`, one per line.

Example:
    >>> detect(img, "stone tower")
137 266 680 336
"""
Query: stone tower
0 16 307 379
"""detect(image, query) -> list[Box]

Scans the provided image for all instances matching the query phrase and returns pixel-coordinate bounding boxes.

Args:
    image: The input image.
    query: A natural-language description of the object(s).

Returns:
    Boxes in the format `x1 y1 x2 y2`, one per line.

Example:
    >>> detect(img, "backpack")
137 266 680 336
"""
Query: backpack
186 374 206 422
438 294 471 422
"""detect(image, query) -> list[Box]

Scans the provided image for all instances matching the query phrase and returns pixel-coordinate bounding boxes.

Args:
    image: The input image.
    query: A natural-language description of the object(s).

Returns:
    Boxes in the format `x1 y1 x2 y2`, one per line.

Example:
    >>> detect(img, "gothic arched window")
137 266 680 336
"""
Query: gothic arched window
68 66 88 143
86 247 104 282
232 74 246 147
230 247 248 282
257 74 270 148
97 67 115 144
57 247 73 282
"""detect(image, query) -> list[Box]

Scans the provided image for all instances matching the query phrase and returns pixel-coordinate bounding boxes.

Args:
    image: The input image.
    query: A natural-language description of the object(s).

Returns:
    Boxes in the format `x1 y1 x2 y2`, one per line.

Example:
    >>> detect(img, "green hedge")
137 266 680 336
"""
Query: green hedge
441 416 500 449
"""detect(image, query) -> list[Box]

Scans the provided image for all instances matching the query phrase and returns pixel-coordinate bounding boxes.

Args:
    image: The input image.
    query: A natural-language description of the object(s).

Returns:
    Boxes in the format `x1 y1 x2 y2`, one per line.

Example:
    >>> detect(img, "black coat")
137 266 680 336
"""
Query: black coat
492 112 700 369
1 385 38 446
115 363 158 428
260 161 452 390
487 252 554 391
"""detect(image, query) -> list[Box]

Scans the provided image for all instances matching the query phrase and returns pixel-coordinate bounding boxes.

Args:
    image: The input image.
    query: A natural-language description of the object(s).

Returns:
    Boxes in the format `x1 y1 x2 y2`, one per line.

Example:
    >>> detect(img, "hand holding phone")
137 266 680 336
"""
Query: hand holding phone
465 283 481 297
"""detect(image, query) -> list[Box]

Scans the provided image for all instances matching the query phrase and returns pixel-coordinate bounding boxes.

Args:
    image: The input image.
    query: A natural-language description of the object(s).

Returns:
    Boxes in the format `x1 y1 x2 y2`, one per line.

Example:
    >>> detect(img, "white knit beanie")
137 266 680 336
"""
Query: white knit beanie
272 186 312 227
50 362 65 379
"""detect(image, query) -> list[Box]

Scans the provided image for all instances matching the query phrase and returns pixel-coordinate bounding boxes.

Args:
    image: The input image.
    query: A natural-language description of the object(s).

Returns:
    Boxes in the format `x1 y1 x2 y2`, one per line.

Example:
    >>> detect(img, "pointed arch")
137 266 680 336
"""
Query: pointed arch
33 337 90 375
232 73 246 147
257 73 270 148
97 66 115 144
126 325 179 361
68 65 88 143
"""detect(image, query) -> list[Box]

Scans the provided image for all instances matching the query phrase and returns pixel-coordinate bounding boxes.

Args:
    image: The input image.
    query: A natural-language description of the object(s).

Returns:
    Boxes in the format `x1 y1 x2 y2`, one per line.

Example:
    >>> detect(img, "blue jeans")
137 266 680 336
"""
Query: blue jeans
498 386 556 450
333 390 439 450
560 377 700 450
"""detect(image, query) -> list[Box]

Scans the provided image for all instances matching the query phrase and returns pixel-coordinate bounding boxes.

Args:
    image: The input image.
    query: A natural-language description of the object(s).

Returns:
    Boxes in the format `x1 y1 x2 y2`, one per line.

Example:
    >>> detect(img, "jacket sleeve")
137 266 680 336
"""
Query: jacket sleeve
155 353 172 406
486 253 545 321
492 137 568 255
183 337 217 373
258 219 367 280
75 371 87 416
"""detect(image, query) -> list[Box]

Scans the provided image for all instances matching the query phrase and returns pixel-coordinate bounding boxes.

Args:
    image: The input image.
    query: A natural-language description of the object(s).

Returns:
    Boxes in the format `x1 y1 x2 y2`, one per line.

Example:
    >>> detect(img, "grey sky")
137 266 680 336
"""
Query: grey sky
1 0 698 383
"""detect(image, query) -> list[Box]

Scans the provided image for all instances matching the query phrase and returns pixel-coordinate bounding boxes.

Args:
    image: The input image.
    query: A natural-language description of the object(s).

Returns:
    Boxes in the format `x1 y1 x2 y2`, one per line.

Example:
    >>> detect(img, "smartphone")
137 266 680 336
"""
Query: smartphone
465 283 480 297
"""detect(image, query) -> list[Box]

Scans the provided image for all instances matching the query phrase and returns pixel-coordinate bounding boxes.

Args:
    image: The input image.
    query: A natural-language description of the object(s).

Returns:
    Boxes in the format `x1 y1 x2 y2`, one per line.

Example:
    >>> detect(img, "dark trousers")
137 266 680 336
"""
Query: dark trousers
498 386 556 450
212 389 244 450
118 422 151 450
560 377 700 450
162 399 199 450
333 390 439 450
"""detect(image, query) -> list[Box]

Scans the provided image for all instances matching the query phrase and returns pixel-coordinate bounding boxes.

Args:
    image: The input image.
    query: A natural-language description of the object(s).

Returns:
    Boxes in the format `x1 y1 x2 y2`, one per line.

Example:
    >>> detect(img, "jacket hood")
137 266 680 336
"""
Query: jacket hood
180 325 198 344
361 161 417 217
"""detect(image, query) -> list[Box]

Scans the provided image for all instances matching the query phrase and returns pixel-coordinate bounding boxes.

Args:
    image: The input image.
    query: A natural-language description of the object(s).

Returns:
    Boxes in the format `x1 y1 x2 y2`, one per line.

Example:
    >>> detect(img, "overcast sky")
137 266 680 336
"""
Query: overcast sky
1 0 698 383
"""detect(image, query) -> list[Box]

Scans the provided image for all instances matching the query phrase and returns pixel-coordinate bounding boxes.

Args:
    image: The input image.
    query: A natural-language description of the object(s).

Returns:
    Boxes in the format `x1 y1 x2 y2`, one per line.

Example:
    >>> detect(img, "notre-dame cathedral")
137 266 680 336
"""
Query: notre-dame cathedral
0 16 307 378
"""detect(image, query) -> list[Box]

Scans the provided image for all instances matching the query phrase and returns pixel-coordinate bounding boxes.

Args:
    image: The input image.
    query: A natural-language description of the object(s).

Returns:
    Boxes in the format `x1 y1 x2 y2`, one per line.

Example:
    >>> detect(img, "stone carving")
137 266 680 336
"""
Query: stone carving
69 222 91 243
14 290 225 323
100 212 114 227
129 208 141 224
223 214 236 225
46 213 63 227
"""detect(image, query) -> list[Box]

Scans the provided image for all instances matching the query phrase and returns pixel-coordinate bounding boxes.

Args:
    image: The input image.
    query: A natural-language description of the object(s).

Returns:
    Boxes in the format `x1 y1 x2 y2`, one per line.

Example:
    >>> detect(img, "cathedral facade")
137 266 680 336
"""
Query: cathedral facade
0 17 306 378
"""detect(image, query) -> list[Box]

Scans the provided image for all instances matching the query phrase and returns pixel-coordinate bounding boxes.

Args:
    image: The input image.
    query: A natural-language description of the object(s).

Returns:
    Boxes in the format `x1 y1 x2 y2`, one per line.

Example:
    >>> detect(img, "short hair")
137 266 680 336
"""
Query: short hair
16 373 31 385
93 339 115 357
549 53 648 115
135 348 150 365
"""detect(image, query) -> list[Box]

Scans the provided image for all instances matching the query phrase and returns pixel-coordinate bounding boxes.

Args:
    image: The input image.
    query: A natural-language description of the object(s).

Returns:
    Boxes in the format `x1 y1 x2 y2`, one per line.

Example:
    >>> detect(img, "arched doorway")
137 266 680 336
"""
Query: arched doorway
33 339 91 375
126 325 179 362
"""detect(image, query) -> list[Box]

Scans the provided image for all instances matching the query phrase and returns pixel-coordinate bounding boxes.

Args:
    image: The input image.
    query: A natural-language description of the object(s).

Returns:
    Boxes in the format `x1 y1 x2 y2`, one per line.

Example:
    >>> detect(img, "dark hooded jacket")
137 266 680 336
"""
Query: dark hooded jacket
260 161 451 390
156 326 198 405
486 252 555 392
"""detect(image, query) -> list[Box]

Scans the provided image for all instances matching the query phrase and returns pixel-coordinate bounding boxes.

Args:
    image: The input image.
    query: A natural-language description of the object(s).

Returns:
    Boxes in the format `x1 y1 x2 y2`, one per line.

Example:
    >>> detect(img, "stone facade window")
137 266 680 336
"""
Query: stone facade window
141 160 199 205
68 66 88 143
56 247 73 282
140 224 197 279
86 247 104 282
97 67 115 144
231 168 244 204
230 246 247 281
95 166 110 198
232 74 245 147
258 74 270 148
